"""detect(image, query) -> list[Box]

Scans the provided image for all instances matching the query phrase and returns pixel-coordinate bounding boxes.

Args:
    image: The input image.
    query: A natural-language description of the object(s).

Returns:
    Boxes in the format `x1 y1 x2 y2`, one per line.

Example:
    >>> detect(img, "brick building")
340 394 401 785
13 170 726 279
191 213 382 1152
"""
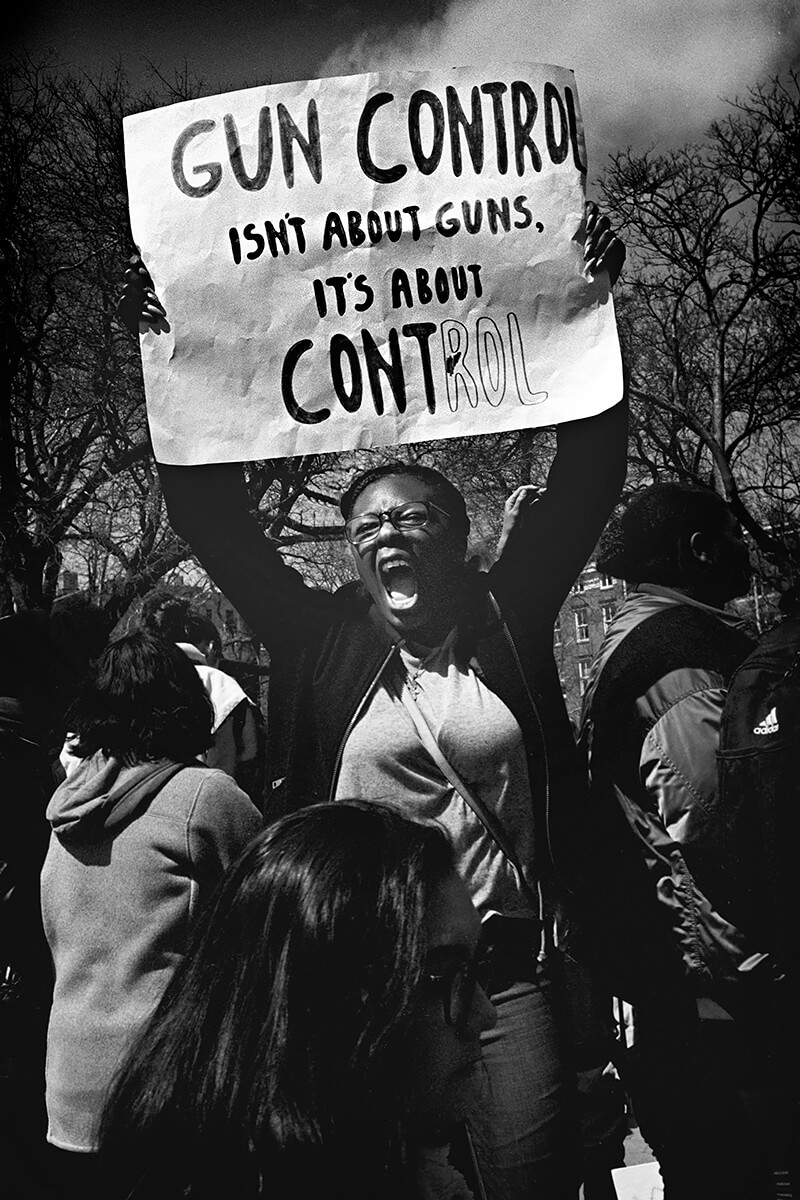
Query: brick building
554 562 628 725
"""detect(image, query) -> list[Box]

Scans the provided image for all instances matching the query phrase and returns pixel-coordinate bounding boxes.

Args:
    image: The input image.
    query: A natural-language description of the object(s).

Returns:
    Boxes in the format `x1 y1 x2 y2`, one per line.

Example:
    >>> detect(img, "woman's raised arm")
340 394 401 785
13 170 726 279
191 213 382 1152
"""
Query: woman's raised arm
490 203 629 621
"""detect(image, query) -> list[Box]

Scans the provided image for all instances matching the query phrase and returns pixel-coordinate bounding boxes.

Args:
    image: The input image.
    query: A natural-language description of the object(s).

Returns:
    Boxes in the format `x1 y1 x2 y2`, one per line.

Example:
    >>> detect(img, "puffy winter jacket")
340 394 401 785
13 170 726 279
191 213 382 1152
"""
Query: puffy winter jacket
576 586 759 1001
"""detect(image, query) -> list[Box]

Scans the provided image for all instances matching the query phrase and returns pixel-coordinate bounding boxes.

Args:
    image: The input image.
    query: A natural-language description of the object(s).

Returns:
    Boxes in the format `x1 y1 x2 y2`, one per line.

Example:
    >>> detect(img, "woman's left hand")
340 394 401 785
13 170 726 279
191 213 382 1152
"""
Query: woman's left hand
583 202 626 287
496 485 545 558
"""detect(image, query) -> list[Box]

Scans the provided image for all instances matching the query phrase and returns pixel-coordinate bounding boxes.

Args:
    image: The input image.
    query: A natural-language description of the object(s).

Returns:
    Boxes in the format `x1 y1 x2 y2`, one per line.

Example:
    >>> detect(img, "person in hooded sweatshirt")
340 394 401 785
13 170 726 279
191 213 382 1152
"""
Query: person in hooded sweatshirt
40 630 262 1192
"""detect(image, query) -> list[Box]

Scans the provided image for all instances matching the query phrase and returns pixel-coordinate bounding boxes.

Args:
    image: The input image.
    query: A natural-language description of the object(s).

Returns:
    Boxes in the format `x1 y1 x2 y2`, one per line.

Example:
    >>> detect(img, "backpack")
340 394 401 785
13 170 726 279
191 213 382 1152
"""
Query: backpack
715 612 800 979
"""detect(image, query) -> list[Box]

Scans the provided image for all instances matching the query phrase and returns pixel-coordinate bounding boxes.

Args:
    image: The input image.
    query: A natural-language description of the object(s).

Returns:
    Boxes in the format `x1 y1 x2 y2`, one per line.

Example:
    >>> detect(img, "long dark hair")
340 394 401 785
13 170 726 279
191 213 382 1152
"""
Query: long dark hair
98 801 455 1199
67 630 212 763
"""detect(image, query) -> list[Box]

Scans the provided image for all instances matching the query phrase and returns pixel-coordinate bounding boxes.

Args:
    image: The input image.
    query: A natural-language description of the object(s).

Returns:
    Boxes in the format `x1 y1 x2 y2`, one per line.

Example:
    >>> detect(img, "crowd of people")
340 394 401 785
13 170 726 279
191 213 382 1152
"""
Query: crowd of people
1 202 797 1200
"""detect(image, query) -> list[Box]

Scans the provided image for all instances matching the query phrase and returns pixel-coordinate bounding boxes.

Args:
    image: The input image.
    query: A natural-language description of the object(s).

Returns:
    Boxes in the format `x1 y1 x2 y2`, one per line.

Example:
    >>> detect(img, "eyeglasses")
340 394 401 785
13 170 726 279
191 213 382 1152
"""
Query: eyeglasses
426 955 489 1038
344 500 452 547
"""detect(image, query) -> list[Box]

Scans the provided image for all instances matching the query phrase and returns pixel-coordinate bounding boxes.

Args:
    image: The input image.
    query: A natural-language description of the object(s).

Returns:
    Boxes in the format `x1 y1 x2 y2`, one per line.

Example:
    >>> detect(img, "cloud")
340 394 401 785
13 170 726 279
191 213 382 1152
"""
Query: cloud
319 0 800 172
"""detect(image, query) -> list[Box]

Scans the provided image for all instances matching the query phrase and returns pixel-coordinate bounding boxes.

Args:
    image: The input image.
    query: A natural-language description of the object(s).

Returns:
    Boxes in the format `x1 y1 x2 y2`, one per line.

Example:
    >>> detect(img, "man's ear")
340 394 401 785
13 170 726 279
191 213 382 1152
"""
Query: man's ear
688 530 713 565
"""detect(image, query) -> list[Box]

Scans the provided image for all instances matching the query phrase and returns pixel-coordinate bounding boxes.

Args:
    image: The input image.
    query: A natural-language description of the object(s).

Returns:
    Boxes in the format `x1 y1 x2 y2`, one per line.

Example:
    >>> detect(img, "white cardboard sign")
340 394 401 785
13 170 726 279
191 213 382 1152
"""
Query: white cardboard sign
123 65 622 465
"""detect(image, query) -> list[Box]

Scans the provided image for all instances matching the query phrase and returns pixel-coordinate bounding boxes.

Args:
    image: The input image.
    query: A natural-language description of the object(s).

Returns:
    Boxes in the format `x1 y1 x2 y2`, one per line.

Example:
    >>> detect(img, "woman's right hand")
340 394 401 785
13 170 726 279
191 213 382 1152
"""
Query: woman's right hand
116 254 169 336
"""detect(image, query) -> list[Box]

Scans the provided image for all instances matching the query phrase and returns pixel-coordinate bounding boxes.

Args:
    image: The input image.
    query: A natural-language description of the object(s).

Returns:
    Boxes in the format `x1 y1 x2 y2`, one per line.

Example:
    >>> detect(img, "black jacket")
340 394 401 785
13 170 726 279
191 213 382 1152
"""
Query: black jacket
158 400 627 890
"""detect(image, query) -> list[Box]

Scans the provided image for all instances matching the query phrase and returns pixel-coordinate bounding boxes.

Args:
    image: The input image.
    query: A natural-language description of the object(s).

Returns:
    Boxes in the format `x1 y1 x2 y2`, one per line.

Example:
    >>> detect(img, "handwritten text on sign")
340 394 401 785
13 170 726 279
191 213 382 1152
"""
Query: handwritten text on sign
123 65 622 465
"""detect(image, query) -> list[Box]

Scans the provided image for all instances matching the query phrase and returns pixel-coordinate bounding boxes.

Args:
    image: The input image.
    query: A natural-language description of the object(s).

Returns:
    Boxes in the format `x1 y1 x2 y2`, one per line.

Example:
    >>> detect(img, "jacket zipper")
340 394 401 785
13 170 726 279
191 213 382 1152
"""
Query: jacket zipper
489 593 554 944
327 643 399 804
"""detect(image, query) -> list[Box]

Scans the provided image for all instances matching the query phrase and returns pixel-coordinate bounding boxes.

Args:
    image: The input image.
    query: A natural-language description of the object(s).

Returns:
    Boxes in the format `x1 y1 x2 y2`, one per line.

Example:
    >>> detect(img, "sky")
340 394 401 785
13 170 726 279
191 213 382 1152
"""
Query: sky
10 0 800 177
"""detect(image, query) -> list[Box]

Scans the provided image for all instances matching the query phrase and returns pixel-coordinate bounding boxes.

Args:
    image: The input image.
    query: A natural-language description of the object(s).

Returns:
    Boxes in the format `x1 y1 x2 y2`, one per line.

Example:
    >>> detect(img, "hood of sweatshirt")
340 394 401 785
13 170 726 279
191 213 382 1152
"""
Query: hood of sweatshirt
46 753 190 842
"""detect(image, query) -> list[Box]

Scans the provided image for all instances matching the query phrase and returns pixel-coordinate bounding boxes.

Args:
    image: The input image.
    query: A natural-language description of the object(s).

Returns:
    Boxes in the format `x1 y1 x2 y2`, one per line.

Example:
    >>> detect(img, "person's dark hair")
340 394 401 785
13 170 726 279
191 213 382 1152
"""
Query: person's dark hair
183 612 221 657
141 593 222 661
99 801 455 1199
340 462 470 539
140 593 190 641
596 483 733 585
66 630 212 762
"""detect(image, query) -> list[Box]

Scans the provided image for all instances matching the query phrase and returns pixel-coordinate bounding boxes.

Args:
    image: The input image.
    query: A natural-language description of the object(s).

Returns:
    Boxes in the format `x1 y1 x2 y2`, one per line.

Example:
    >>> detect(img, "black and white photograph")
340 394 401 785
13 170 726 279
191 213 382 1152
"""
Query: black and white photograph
3 2 799 1197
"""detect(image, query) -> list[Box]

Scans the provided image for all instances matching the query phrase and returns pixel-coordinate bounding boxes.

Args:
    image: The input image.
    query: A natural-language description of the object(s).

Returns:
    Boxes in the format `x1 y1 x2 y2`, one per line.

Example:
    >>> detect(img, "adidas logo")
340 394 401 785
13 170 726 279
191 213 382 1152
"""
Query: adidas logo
753 707 779 736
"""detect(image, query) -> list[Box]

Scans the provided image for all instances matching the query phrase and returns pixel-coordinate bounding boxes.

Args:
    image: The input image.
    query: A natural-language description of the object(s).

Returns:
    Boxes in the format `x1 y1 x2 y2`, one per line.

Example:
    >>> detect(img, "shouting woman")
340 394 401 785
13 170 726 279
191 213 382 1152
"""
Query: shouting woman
118 203 627 1198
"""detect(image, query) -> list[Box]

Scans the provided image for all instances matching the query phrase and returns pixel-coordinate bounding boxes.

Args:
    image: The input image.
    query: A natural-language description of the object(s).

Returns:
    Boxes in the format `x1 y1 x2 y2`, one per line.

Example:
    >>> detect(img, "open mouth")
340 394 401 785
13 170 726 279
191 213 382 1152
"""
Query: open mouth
378 558 418 611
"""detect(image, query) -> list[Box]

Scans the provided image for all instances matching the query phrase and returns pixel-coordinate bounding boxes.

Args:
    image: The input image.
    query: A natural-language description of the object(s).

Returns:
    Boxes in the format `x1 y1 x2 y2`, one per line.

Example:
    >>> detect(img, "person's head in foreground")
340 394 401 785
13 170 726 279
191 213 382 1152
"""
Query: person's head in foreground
595 482 751 607
340 463 473 646
98 801 496 1199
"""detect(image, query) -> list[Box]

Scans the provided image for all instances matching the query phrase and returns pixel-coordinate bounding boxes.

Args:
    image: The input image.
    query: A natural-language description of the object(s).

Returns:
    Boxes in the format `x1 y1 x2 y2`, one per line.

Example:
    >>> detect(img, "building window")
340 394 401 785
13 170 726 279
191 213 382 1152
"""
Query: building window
553 618 561 647
575 610 590 642
572 575 586 594
578 660 592 695
600 574 614 588
601 603 616 633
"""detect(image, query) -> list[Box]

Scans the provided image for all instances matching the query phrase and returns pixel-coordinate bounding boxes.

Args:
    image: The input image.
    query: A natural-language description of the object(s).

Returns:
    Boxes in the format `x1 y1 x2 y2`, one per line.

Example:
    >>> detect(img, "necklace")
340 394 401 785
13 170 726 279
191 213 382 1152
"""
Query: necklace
405 662 425 699
401 648 430 699
400 641 440 699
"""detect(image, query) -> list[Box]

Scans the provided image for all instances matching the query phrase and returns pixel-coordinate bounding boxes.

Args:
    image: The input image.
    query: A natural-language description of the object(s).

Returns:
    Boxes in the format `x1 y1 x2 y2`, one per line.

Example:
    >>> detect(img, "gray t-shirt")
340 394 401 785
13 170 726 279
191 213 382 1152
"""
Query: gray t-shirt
334 630 538 919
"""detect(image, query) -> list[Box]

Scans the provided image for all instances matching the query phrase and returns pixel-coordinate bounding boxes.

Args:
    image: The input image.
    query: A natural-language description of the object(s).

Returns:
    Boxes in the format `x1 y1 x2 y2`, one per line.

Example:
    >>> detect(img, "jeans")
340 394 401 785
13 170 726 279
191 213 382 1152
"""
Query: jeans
468 964 581 1200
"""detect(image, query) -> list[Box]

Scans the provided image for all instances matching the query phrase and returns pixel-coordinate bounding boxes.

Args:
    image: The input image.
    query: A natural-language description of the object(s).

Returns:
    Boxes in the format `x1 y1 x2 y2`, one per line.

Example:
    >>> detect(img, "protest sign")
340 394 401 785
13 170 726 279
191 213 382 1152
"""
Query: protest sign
123 65 622 465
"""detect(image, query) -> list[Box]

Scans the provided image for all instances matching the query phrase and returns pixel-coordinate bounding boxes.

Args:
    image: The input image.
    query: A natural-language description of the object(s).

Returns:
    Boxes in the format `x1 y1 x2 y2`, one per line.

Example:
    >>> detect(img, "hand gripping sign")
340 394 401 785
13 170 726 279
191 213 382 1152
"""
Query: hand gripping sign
123 64 622 465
